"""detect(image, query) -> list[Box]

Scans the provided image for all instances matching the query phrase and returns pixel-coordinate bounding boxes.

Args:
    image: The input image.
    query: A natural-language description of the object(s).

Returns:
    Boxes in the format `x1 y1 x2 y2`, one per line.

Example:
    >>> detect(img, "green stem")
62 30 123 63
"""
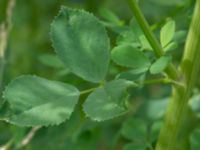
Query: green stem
143 78 168 85
80 87 97 95
126 0 178 80
156 0 200 149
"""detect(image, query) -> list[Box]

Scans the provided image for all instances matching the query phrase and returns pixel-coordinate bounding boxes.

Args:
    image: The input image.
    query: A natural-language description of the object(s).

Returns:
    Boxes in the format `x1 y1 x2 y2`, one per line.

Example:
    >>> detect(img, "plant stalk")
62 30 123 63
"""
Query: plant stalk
156 0 200 149
126 0 178 80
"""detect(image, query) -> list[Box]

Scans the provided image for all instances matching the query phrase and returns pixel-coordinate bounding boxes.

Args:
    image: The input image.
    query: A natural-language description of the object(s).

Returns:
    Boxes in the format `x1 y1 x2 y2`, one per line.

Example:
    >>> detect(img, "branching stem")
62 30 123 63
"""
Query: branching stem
126 0 178 80
126 0 200 149
156 0 200 149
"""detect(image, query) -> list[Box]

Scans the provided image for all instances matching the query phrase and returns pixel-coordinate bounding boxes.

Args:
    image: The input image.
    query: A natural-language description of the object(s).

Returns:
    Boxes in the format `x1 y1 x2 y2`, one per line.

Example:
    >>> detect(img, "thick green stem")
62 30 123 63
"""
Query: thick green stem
126 0 178 80
156 0 200 149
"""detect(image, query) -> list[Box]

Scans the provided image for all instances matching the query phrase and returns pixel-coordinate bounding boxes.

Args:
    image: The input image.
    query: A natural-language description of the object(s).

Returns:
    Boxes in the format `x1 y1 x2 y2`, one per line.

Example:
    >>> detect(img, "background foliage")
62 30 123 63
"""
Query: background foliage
0 0 199 150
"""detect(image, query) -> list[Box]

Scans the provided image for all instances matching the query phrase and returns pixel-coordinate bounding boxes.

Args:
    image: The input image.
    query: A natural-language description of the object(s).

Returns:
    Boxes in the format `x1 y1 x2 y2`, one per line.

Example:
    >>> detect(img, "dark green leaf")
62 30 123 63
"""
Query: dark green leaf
51 7 110 83
111 45 150 73
150 56 171 74
116 70 144 82
3 75 80 126
83 79 134 121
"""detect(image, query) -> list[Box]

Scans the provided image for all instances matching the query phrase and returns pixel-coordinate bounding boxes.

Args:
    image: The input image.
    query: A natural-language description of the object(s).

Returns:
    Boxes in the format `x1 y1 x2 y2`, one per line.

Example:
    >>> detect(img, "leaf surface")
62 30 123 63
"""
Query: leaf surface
150 56 171 74
111 45 150 73
51 7 110 83
3 75 80 126
83 79 134 121
160 20 175 47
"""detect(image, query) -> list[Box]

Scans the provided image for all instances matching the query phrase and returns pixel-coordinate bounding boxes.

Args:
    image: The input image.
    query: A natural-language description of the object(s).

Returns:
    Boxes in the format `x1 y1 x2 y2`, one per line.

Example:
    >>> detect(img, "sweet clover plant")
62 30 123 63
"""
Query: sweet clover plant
0 0 200 150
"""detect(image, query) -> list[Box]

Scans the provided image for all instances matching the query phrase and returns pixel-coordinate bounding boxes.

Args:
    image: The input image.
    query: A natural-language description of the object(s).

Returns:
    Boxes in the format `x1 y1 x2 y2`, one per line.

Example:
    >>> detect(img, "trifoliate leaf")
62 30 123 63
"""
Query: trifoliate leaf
160 20 175 47
150 56 171 74
51 7 110 83
111 45 151 73
3 75 80 126
83 79 134 121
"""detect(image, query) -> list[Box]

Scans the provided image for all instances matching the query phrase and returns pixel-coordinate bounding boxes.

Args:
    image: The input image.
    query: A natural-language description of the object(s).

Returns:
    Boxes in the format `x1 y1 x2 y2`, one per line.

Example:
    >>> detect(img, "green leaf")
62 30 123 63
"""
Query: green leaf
164 42 178 52
121 118 147 141
139 35 152 51
98 7 124 26
150 56 171 74
83 79 134 121
38 54 64 68
117 30 141 47
123 143 147 150
2 75 80 126
111 45 151 73
160 20 175 47
116 70 144 82
51 7 110 83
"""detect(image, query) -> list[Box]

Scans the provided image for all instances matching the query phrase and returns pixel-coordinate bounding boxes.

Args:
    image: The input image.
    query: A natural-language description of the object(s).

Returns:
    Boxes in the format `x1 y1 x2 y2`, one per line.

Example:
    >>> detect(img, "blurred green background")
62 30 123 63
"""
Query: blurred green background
0 0 199 150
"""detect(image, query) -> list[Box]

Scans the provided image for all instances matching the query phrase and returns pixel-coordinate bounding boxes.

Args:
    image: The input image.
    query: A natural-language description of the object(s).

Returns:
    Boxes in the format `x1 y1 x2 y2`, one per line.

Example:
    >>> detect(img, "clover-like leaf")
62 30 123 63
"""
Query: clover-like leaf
2 75 80 126
160 20 175 47
83 79 134 121
51 7 110 83
150 56 171 74
111 45 151 73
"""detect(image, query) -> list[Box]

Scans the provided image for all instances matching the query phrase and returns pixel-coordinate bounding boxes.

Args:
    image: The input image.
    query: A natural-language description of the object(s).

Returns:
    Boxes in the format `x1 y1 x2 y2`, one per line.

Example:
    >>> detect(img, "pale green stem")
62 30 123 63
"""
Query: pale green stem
126 0 178 80
156 0 200 149
80 87 98 95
